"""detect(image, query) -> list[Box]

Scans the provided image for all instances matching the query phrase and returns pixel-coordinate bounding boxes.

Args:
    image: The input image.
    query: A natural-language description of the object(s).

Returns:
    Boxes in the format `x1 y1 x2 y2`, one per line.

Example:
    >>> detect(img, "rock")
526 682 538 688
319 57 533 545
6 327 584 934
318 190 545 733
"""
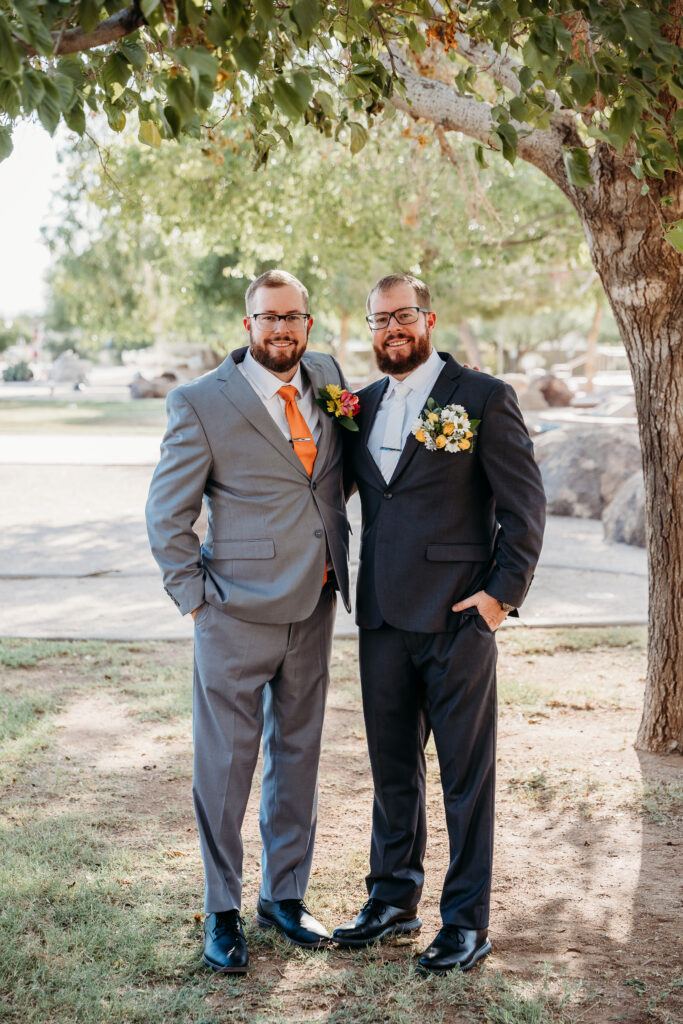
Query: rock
500 373 549 411
602 471 646 547
49 349 90 384
129 371 178 399
534 424 642 518
537 374 573 407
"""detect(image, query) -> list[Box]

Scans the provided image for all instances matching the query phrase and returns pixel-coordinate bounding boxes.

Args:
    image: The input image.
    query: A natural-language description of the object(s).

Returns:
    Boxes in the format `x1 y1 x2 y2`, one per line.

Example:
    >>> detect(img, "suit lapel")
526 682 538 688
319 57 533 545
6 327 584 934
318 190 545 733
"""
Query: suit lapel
358 378 390 487
217 350 310 478
301 355 335 482
388 353 464 485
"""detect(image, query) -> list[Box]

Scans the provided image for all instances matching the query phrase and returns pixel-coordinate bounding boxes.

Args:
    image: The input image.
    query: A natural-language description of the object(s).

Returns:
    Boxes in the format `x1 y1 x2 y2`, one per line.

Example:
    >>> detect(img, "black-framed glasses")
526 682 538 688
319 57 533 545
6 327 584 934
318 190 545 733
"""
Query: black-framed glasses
366 306 430 330
250 313 310 329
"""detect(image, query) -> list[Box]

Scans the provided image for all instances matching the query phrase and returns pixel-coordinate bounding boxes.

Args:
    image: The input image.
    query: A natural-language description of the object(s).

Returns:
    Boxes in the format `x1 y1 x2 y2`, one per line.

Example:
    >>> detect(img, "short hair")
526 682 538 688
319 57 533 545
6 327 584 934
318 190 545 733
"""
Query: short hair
366 273 431 312
245 270 309 315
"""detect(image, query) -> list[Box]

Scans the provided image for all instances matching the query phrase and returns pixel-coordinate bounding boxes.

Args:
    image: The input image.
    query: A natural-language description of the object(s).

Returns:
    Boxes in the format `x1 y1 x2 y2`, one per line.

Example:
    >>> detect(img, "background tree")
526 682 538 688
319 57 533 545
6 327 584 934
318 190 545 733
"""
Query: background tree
2 0 681 752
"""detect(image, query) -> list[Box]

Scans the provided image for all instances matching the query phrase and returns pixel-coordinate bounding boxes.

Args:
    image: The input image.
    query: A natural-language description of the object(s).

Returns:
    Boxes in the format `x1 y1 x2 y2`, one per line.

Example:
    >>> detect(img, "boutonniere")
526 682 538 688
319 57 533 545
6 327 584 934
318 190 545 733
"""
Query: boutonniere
411 398 480 453
315 385 361 432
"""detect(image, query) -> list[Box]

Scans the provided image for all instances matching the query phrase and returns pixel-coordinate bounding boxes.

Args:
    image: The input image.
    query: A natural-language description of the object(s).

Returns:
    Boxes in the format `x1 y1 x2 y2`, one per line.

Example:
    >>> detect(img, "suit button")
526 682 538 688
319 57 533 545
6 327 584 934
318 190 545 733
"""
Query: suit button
383 491 392 499
314 529 323 537
311 482 317 490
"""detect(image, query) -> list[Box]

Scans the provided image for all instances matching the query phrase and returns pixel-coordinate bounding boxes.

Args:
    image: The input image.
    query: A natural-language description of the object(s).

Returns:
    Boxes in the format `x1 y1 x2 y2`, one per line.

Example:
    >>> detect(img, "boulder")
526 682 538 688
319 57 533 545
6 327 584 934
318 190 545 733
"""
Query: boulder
534 424 642 518
537 373 573 407
500 373 549 411
129 371 178 399
602 471 646 547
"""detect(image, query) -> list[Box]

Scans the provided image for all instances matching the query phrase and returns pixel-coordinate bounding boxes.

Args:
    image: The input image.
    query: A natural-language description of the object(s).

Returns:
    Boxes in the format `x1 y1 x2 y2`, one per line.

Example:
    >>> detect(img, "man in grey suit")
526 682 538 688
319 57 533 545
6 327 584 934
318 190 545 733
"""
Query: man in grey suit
146 270 350 973
334 273 545 974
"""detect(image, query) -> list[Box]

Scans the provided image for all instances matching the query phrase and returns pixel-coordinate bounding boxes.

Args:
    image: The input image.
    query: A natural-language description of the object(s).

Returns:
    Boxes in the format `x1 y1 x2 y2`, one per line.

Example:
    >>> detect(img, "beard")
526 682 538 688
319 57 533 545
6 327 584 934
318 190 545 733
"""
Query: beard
249 327 309 375
374 327 432 376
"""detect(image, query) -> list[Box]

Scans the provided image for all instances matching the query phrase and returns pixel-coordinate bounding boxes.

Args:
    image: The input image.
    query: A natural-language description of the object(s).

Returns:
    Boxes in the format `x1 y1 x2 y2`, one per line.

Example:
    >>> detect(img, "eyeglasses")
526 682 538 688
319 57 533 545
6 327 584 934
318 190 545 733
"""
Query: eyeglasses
366 306 430 330
250 313 310 329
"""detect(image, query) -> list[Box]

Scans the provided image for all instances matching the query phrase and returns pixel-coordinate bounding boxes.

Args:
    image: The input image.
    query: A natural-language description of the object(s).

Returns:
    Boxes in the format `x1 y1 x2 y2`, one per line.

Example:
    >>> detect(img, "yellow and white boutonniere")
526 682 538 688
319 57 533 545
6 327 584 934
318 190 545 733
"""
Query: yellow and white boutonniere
411 398 480 453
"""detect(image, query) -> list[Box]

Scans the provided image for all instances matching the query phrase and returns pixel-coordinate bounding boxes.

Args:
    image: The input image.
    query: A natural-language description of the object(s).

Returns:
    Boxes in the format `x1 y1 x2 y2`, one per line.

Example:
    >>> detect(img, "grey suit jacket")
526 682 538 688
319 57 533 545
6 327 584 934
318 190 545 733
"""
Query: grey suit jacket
346 353 546 632
146 347 351 623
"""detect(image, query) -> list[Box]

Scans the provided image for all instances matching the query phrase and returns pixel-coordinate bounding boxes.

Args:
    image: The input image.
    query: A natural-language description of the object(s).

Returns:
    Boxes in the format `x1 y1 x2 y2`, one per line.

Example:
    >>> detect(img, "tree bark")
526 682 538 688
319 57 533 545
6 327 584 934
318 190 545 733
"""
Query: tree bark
569 154 683 753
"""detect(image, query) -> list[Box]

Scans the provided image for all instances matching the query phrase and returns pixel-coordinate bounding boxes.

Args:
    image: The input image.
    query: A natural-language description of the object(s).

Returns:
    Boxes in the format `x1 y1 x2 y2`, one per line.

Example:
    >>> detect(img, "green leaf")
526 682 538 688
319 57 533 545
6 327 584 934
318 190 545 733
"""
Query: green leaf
474 143 488 169
0 125 13 162
563 146 594 188
177 46 219 80
140 0 159 19
53 73 76 109
102 52 131 94
509 96 528 123
0 15 21 75
13 0 54 57
0 79 21 119
621 7 652 51
37 80 61 134
348 120 367 154
609 98 639 151
120 38 148 71
232 36 263 75
138 119 162 147
314 89 334 116
272 77 305 120
254 0 274 17
291 70 313 108
531 18 557 58
664 220 683 254
77 0 100 35
567 65 596 107
493 122 517 164
64 101 85 134
21 69 45 111
166 76 196 126
204 6 229 47
291 0 322 41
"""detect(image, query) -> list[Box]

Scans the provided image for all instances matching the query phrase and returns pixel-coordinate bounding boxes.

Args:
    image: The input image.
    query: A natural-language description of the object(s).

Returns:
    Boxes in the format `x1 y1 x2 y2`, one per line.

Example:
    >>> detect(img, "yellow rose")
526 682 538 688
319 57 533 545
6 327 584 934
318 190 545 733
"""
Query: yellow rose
465 430 473 438
435 435 447 448
458 439 471 450
428 412 439 424
326 400 337 414
442 422 455 436
415 429 427 443
326 385 342 399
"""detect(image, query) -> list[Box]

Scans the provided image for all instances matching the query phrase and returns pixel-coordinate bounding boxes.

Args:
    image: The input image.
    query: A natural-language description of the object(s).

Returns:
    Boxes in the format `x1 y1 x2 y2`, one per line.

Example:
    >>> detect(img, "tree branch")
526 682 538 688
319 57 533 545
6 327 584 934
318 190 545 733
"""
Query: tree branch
383 47 573 195
452 31 564 113
52 7 145 56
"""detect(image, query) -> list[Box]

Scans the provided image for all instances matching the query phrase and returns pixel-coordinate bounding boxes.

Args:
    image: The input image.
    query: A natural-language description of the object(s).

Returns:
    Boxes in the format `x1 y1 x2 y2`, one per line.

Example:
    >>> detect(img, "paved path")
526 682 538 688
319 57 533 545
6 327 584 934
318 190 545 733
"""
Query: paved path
0 432 647 640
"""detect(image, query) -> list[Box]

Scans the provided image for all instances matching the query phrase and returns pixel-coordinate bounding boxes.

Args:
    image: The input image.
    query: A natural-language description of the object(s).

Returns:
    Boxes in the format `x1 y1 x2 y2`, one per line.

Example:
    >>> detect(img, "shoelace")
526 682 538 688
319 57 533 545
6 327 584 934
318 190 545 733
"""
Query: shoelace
360 898 388 922
438 924 467 945
278 898 307 915
212 910 244 938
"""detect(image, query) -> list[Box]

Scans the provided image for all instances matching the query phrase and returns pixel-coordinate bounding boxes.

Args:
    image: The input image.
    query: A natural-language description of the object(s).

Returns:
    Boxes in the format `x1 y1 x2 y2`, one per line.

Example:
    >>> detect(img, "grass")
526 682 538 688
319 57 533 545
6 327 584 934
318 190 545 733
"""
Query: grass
0 630 670 1023
0 399 167 434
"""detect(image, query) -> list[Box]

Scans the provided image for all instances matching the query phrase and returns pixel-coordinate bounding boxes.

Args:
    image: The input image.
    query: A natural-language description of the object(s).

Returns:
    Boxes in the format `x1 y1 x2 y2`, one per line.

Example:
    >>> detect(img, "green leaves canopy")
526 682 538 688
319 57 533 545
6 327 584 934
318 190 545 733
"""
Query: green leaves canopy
0 0 680 185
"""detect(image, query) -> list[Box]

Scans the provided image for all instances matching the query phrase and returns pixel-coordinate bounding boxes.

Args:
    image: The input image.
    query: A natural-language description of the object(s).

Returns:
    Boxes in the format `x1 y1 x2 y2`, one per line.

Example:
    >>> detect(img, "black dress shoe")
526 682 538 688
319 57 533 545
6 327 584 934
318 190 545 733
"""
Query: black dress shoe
203 910 249 973
256 897 330 948
417 925 491 975
332 898 422 947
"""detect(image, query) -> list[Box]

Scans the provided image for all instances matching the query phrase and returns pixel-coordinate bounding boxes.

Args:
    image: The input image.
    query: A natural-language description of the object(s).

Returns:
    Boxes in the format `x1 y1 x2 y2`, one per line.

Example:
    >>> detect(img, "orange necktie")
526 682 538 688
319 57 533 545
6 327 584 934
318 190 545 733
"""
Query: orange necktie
278 385 326 585
278 385 318 476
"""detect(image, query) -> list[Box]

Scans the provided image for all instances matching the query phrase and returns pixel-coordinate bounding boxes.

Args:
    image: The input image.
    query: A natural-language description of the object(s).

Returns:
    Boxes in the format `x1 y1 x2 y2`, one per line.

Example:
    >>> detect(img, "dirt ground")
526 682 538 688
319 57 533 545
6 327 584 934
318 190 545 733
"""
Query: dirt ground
7 631 682 1023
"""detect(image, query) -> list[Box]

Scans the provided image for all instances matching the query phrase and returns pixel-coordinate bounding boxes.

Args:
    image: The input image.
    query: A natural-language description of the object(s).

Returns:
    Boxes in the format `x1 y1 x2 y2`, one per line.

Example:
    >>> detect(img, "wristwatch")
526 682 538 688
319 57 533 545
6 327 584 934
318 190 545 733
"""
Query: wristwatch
497 600 516 613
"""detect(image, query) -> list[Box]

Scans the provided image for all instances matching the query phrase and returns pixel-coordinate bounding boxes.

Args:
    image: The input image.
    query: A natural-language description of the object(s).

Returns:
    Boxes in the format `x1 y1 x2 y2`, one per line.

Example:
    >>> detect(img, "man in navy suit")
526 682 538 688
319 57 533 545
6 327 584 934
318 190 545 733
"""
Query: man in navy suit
334 273 545 974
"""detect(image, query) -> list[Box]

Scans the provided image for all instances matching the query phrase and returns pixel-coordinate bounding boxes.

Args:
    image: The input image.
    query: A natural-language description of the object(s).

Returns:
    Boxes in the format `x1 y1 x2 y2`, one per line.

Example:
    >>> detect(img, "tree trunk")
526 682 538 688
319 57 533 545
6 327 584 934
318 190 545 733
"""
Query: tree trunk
572 147 683 752
458 320 484 368
584 299 603 393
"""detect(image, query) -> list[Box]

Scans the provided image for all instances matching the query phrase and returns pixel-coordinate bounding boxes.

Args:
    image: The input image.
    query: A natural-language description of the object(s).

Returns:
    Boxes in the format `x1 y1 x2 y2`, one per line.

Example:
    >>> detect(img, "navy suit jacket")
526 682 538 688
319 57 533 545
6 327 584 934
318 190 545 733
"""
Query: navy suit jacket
347 353 546 632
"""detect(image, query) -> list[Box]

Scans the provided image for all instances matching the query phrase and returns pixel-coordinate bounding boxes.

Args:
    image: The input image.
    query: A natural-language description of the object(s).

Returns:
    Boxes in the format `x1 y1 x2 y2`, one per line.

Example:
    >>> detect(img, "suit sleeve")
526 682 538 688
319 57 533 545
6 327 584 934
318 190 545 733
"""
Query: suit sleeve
145 388 213 615
477 381 546 608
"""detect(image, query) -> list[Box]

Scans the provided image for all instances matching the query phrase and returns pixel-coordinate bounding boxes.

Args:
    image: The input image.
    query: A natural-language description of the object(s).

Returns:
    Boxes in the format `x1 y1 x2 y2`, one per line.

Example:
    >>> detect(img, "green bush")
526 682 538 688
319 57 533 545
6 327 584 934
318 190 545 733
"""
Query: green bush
2 361 33 382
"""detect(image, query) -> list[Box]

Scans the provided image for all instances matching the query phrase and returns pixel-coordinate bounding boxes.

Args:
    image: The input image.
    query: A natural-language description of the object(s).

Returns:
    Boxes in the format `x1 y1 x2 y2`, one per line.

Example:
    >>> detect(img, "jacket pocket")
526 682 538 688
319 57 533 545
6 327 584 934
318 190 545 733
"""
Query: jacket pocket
210 539 275 559
426 542 492 562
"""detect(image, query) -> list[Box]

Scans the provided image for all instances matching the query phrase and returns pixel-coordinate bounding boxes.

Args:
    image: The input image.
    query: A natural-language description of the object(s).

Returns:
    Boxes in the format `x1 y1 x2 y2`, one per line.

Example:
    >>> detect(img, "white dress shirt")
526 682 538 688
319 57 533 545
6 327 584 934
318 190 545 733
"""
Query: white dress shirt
238 349 322 445
368 348 445 477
